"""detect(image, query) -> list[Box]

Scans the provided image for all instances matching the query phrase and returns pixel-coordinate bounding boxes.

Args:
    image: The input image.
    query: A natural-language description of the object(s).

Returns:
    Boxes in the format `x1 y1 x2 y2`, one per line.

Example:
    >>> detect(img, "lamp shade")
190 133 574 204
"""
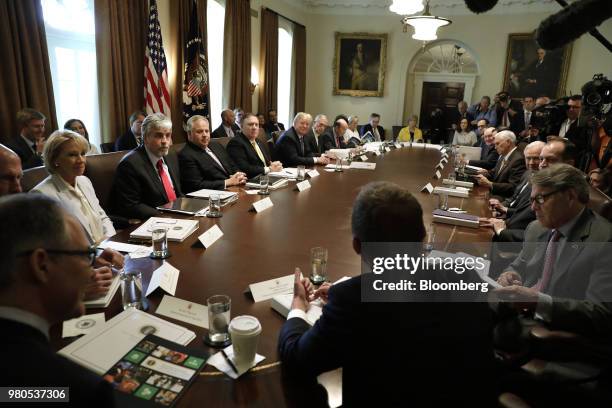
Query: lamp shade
403 15 451 41
389 0 423 16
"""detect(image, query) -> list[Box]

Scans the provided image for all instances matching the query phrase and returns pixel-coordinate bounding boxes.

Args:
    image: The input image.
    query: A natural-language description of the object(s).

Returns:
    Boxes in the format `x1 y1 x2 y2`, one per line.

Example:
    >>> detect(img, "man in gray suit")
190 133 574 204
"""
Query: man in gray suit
496 164 612 337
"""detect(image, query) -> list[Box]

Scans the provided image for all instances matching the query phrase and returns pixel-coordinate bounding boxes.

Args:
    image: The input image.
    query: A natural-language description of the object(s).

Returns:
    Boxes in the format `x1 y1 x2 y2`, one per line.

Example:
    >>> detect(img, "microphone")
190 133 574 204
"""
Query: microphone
536 0 612 50
464 0 498 13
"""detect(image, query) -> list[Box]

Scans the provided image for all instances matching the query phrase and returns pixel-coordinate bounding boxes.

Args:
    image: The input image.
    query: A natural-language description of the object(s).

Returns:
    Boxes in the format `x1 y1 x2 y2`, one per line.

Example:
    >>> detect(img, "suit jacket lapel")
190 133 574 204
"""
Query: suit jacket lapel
550 210 592 290
209 143 230 176
137 147 167 201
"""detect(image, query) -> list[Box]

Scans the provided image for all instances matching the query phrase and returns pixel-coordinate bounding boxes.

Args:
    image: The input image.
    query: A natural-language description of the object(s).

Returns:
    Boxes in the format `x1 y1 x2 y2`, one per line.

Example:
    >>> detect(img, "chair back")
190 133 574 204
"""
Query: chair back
100 142 115 153
84 151 128 211
392 126 403 141
215 137 231 148
21 166 49 192
170 142 185 155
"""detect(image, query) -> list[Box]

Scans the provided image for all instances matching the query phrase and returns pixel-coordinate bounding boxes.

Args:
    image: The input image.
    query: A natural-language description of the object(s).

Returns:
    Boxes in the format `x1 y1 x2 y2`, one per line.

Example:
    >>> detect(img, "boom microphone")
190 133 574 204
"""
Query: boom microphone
536 0 612 50
463 0 498 13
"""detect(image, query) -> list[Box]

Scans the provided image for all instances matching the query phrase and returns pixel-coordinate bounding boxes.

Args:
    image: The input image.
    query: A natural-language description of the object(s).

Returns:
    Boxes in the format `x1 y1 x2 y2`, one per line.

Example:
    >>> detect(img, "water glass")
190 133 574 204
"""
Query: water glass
205 295 231 347
437 192 449 211
334 158 343 172
424 224 436 256
347 151 353 164
310 247 328 285
296 165 306 181
258 175 270 195
207 194 222 218
447 171 456 188
120 270 142 310
151 222 169 259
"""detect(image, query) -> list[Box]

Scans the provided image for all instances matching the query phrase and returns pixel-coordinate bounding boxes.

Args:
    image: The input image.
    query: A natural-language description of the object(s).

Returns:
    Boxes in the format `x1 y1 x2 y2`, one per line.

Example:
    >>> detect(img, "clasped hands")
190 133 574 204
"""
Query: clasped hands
493 271 539 313
291 267 331 312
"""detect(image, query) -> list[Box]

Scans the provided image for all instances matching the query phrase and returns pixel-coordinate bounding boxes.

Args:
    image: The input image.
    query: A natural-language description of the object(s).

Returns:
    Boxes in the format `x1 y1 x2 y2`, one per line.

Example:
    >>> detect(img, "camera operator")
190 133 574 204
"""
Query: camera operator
552 95 589 170
582 74 612 171
468 96 497 127
494 91 525 136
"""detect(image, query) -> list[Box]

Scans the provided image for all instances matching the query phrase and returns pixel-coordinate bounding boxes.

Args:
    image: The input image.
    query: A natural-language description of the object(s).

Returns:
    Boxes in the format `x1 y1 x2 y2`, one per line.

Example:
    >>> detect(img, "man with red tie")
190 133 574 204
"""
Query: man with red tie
111 113 183 219
319 118 349 152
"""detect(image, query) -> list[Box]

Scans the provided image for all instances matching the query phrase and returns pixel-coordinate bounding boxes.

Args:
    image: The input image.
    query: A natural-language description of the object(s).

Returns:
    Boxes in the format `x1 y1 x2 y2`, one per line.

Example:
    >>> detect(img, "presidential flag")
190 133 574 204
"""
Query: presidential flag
182 0 210 127
144 0 171 116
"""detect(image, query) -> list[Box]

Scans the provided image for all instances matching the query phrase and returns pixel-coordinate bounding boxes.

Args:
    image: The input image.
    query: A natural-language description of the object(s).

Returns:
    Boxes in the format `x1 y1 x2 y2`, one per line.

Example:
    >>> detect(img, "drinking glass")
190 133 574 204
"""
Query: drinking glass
296 165 306 181
205 295 232 347
151 222 169 259
258 175 270 195
207 194 222 218
334 158 343 172
424 224 436 256
120 270 142 310
310 247 328 285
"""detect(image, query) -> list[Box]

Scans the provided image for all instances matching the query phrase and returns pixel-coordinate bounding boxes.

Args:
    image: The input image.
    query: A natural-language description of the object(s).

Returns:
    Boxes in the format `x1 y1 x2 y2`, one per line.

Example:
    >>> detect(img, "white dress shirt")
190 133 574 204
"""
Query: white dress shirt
145 147 175 190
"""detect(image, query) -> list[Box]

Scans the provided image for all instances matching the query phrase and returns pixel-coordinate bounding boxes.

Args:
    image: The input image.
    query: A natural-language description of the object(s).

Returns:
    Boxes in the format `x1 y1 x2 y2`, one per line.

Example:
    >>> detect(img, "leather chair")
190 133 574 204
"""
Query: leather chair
84 151 127 212
169 142 185 155
100 142 115 153
21 166 49 192
215 136 231 149
392 125 403 141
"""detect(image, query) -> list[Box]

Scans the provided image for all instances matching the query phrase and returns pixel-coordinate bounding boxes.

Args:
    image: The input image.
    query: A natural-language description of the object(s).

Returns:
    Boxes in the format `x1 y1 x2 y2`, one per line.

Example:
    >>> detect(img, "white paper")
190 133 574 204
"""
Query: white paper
197 224 224 248
360 155 368 161
146 262 180 297
421 183 434 194
349 162 376 170
249 273 294 302
252 197 273 213
59 309 196 375
130 217 199 242
187 188 237 200
434 170 442 179
207 345 265 379
307 169 320 178
269 168 298 179
373 150 382 156
296 180 311 192
440 148 447 153
394 142 402 149
324 164 349 170
385 147 391 153
244 189 259 195
155 295 208 329
99 241 150 254
62 313 106 338
324 169 336 172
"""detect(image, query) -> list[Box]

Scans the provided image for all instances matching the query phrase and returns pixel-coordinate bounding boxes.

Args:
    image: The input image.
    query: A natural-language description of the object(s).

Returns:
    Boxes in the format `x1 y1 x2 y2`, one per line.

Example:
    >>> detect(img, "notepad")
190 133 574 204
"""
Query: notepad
130 217 199 242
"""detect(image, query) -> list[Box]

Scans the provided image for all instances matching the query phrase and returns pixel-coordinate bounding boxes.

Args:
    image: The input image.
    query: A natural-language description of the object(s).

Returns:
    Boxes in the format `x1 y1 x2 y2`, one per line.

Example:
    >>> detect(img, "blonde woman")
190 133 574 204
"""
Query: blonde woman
32 130 115 244
397 115 423 142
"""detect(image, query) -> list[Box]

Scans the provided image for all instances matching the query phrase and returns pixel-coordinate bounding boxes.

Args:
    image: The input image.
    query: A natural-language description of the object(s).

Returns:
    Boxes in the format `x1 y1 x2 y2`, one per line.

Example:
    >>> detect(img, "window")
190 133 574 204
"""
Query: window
41 0 100 147
207 0 225 129
277 19 295 128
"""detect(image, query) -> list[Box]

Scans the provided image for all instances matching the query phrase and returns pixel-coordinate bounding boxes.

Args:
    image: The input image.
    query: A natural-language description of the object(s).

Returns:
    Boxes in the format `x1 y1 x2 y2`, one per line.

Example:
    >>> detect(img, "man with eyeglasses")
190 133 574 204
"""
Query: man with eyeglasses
495 163 612 337
0 194 114 405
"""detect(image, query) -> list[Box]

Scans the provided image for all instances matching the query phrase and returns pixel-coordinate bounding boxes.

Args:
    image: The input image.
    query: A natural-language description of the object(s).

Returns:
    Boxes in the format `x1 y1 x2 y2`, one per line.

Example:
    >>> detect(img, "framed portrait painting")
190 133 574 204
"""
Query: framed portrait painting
333 32 387 97
502 32 572 99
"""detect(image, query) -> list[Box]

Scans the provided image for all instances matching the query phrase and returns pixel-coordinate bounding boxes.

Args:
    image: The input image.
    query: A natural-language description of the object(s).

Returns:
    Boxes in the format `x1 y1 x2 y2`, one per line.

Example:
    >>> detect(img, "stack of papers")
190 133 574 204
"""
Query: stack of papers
432 209 479 228
59 309 196 375
187 189 237 201
432 186 470 198
130 217 199 242
269 168 298 179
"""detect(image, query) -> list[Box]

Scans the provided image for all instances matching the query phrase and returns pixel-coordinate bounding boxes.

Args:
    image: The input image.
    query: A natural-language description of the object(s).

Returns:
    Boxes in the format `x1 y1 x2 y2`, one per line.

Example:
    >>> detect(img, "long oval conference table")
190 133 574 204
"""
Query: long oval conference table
50 144 496 407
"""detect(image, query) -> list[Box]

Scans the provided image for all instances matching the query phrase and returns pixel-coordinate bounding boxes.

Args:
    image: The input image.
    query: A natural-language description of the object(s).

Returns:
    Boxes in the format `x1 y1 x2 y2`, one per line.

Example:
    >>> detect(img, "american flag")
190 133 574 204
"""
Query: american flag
144 0 170 116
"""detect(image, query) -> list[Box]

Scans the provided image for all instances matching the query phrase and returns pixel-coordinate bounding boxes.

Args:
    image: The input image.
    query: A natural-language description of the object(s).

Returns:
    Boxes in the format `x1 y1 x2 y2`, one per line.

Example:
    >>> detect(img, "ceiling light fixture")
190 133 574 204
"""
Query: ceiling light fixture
389 0 423 16
402 0 451 42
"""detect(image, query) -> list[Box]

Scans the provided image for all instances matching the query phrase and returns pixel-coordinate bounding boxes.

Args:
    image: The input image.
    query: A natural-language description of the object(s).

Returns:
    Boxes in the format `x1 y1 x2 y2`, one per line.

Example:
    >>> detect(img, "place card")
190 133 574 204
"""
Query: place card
385 147 391 153
436 163 444 170
307 169 320 178
296 180 311 192
440 157 448 164
146 262 180 297
360 154 368 161
155 295 208 329
373 150 382 156
349 162 376 170
420 183 434 194
197 224 224 249
440 147 447 153
252 197 273 213
394 142 402 149
63 313 105 338
434 170 442 179
249 273 294 302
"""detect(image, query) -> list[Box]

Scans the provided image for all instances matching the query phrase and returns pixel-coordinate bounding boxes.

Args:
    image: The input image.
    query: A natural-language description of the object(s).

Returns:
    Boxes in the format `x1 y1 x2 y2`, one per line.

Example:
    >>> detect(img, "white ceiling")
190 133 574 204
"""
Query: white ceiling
282 0 572 16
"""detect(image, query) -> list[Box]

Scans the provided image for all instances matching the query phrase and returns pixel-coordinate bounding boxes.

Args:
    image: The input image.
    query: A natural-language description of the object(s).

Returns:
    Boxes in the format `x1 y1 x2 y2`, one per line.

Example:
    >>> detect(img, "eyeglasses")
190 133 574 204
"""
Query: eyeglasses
529 190 560 205
17 246 97 266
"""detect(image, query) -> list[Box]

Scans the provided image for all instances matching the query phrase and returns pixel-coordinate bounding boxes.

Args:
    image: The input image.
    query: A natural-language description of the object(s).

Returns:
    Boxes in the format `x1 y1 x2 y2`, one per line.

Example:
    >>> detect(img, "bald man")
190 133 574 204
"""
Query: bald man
319 119 349 151
0 145 23 196
211 109 240 139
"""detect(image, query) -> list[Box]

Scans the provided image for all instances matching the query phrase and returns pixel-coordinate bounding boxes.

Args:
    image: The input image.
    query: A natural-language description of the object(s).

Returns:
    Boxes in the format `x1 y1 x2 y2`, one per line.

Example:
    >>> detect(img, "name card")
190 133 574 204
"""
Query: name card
385 147 391 153
360 155 368 161
440 148 447 153
63 313 105 338
146 262 180 297
156 295 209 329
350 162 376 170
436 163 445 170
307 169 320 178
252 197 273 213
373 150 382 156
440 157 448 164
296 180 311 192
249 274 295 302
197 224 223 248
442 153 449 159
395 142 402 149
434 170 442 179
421 183 434 194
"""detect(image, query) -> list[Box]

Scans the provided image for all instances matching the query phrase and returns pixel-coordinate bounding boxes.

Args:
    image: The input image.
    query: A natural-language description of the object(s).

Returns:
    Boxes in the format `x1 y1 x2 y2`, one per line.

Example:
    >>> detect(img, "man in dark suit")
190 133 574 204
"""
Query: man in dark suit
494 92 525 136
6 108 46 169
305 114 329 154
226 113 283 179
0 194 114 407
475 130 526 198
111 113 182 219
278 182 497 406
275 113 331 167
263 109 285 135
448 101 474 131
114 110 146 151
552 96 589 170
524 48 557 98
319 118 349 152
211 109 240 139
179 115 247 192
469 127 499 170
496 163 612 337
360 112 385 141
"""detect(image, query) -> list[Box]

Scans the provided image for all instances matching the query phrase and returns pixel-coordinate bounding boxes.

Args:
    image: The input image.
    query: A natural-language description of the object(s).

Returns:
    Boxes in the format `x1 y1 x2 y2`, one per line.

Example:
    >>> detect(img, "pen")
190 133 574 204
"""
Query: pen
221 349 239 375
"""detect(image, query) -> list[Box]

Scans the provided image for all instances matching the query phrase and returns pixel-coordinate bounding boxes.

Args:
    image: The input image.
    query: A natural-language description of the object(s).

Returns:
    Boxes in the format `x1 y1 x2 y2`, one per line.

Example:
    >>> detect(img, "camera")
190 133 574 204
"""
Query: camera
581 73 612 134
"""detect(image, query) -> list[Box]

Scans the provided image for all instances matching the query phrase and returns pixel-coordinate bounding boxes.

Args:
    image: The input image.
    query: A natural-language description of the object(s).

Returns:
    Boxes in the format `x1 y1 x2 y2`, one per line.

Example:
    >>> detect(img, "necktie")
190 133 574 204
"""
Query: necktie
336 134 342 148
299 136 305 155
205 147 227 174
156 159 177 202
525 111 531 129
251 140 266 165
502 110 510 127
510 181 529 208
227 127 234 138
533 230 562 292
495 157 507 178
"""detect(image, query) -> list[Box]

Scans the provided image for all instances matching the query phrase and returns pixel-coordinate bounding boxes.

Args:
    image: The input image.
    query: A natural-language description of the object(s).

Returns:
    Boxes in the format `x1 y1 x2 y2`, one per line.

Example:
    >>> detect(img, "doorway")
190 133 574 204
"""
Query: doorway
419 81 465 131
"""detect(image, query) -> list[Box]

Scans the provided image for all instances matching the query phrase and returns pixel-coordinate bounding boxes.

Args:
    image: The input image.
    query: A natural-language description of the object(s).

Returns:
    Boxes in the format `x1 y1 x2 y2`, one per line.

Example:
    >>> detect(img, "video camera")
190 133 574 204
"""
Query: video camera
581 73 612 134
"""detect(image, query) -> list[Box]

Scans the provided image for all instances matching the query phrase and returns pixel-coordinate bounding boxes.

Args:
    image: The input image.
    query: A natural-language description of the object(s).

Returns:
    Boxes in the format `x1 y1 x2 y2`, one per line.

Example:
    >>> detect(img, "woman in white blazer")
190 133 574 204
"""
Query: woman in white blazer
32 130 115 244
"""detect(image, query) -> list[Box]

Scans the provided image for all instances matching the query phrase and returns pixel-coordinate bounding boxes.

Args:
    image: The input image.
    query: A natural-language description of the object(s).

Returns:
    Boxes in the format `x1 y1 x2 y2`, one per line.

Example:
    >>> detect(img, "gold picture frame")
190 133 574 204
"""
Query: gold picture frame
333 32 387 97
502 32 572 99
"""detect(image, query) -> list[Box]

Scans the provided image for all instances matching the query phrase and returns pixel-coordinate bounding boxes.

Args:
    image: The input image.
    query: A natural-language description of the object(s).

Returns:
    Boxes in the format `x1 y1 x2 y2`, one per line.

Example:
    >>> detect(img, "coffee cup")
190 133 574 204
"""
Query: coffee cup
228 315 262 366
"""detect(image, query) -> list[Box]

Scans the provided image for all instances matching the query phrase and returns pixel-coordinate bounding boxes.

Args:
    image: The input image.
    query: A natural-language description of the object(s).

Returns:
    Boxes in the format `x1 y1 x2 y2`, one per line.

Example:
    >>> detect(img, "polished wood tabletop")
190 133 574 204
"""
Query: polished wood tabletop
51 145 496 407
